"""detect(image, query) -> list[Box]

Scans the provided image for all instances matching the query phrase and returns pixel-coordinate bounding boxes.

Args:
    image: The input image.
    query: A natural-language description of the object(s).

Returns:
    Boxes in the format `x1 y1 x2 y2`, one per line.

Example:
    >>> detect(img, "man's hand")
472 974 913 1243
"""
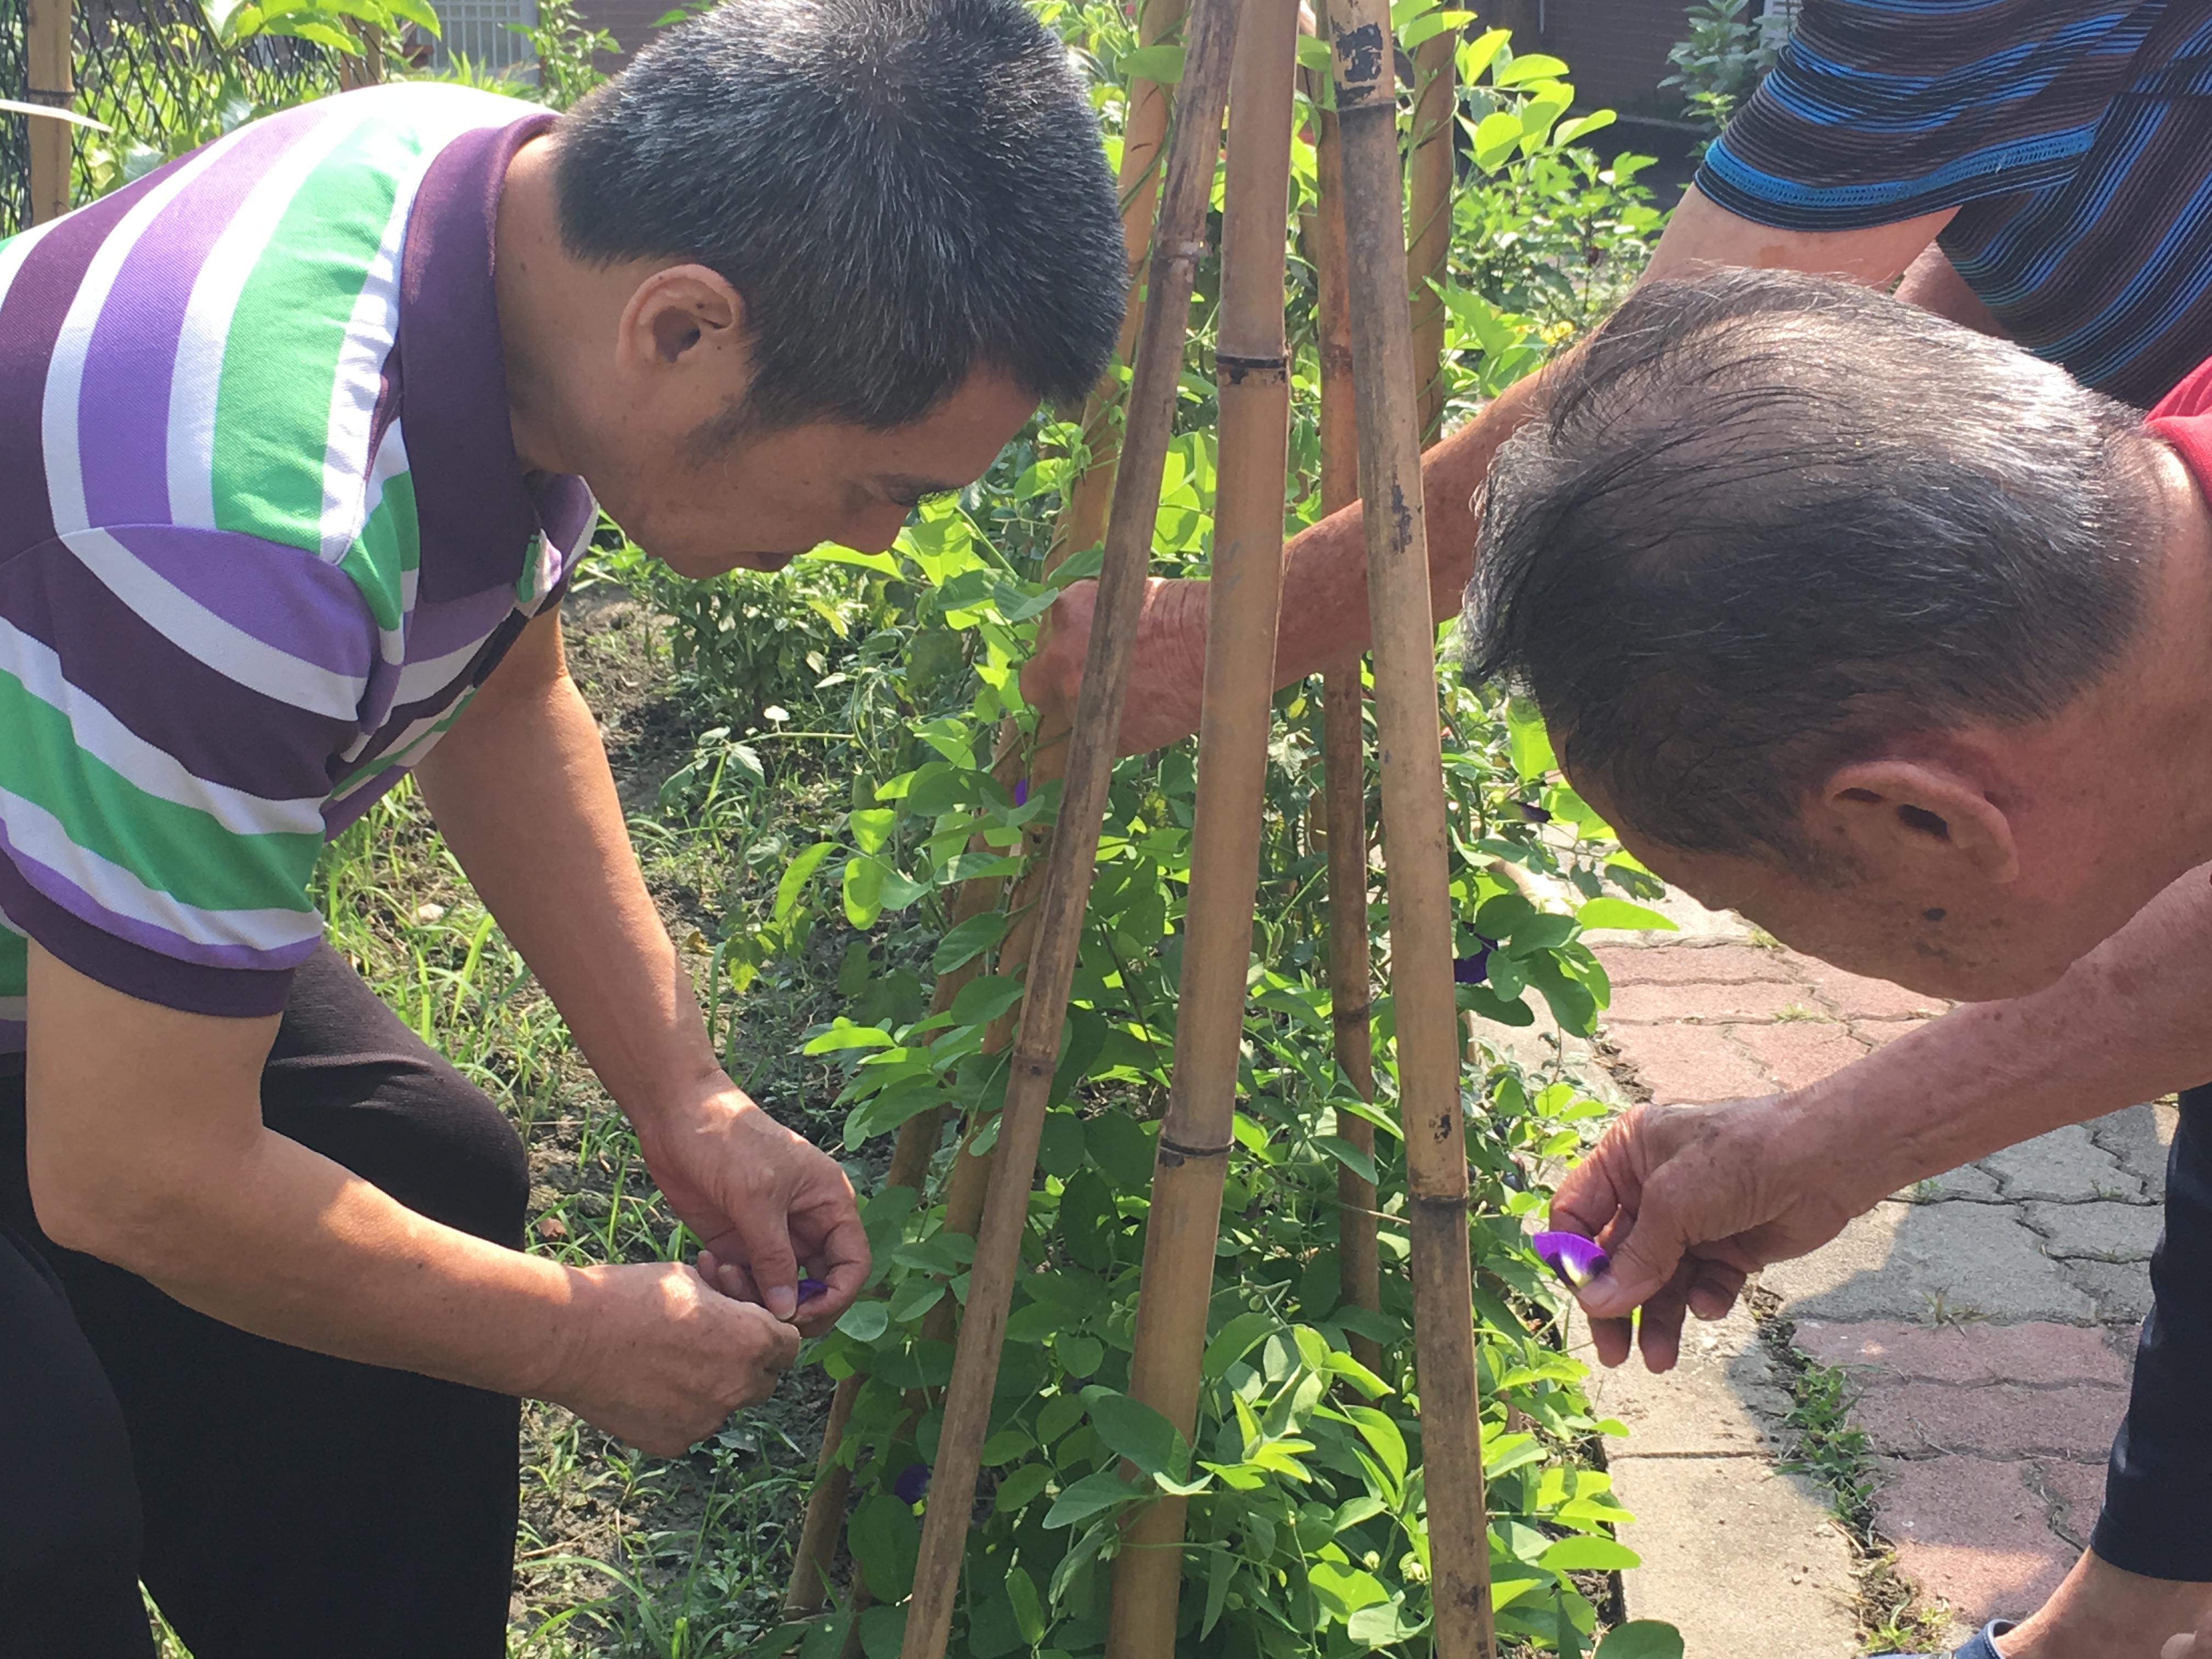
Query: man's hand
636 1090 868 1336
1551 1097 1874 1372
1024 574 1209 755
552 1262 802 1456
2168 1614 2212 1658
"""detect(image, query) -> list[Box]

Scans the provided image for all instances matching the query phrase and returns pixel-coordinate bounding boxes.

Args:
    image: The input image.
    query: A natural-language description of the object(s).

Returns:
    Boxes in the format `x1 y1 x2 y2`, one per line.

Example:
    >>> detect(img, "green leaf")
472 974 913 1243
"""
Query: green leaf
949 973 1025 1028
842 855 885 929
835 1301 889 1342
1202 1311 1279 1380
1294 33 1334 73
1472 108 1524 169
1538 1535 1641 1572
993 1463 1053 1515
775 841 837 923
812 545 902 577
802 1018 896 1055
1492 51 1570 84
1401 8 1472 49
1085 1108 1155 1191
1594 1621 1684 1659
1342 1405 1407 1486
1082 1387 1186 1479
848 807 895 854
1504 696 1557 780
1119 42 1184 83
933 909 1008 973
846 1492 919 1600
1575 896 1677 933
1314 1133 1378 1186
1042 1468 1141 1529
1005 1565 1045 1646
1310 1558 1391 1615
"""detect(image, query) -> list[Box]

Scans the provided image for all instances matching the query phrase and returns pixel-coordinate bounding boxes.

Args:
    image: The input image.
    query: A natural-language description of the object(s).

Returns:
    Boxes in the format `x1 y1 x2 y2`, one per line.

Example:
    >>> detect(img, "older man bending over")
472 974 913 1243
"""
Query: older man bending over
1473 266 2212 1658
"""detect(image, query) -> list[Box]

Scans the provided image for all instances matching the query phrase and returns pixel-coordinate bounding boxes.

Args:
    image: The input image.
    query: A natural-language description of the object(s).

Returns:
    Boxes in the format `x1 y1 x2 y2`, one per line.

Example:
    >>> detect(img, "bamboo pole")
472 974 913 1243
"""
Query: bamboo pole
1330 0 1495 1652
25 0 71 225
1305 0 1384 1378
1103 0 1299 1649
896 0 1243 1648
783 864 1007 1617
1408 19 1456 442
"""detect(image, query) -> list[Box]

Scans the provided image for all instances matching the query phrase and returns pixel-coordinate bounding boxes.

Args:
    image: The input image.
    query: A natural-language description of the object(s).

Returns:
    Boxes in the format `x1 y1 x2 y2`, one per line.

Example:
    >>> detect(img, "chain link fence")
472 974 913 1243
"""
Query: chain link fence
2 0 341 235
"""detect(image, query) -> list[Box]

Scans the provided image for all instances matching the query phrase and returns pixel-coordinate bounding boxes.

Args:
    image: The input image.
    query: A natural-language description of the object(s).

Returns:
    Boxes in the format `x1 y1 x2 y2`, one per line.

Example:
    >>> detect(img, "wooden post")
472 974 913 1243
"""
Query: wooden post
1330 0 1496 1652
1408 18 1456 442
895 0 1243 1651
25 0 72 225
1103 0 1298 1650
1306 0 1384 1378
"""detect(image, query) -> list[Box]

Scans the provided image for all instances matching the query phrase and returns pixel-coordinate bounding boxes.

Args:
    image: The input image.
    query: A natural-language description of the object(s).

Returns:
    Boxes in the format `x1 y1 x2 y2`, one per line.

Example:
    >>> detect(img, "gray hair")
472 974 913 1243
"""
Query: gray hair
1465 267 2161 864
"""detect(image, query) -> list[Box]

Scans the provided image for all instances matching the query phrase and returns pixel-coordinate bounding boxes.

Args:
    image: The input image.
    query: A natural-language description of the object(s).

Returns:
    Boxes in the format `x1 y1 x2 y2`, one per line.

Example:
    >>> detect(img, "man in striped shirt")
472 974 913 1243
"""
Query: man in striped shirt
0 0 1124 1651
1034 2 2212 1654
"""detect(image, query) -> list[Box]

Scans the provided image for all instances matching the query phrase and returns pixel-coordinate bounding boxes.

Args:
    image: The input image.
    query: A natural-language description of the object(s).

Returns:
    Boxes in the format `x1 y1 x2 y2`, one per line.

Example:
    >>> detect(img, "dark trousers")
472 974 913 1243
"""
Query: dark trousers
2097 1084 2212 1580
0 946 529 1657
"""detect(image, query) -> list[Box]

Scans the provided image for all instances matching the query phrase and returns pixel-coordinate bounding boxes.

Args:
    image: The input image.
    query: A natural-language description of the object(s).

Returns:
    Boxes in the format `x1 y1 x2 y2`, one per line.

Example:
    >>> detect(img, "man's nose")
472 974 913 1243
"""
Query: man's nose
845 505 908 556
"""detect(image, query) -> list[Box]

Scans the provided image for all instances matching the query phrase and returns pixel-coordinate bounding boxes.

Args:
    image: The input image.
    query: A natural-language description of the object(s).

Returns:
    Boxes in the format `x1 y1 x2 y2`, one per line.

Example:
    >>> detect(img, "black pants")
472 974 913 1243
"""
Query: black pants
0 946 528 1657
2097 1083 2212 1580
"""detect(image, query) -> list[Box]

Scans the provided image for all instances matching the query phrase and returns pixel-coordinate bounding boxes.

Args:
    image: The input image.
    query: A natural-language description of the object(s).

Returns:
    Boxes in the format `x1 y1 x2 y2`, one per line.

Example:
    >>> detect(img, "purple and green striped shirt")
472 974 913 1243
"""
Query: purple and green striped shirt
0 83 596 1057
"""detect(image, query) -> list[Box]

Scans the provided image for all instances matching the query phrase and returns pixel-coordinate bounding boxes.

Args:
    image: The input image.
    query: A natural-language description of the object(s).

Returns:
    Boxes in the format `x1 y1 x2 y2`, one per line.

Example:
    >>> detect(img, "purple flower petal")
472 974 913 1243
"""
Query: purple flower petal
894 1462 932 1505
1453 951 1489 985
1531 1230 1608 1290
1013 778 1029 808
798 1277 828 1302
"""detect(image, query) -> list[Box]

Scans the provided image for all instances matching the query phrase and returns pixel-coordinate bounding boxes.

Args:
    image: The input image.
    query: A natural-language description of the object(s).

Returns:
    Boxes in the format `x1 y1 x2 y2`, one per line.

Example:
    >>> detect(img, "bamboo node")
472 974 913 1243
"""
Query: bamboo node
1329 1000 1373 1025
1155 1133 1234 1164
1409 1192 1472 1214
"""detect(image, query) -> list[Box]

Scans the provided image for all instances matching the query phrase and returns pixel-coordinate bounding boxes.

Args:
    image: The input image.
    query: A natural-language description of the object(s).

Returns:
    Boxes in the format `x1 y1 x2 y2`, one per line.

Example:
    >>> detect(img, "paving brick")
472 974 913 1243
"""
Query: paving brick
2057 1260 2155 1325
1760 1201 2097 1324
1591 941 1798 986
1852 1380 2125 1461
2035 1458 2107 1548
1897 1163 2004 1203
1855 1017 1931 1051
1793 955 1950 1020
2022 1200 2163 1263
1730 1020 1870 1092
1983 1126 2141 1204
2090 1102 2176 1202
1606 1022 1774 1103
1874 1455 2076 1628
1791 1320 2126 1387
1604 979 1812 1024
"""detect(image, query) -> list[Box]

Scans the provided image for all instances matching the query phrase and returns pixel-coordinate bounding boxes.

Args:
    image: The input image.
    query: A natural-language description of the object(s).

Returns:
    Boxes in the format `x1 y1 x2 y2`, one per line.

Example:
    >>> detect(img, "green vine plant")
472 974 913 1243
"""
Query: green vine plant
571 14 1691 1656
566 3 1672 1654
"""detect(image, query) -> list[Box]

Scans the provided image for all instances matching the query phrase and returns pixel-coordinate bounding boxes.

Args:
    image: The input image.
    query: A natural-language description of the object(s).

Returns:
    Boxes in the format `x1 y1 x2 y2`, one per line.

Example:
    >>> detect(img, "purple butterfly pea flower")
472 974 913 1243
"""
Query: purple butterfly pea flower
798 1277 828 1303
894 1462 932 1505
1452 934 1500 985
1531 1230 1609 1291
1013 778 1029 808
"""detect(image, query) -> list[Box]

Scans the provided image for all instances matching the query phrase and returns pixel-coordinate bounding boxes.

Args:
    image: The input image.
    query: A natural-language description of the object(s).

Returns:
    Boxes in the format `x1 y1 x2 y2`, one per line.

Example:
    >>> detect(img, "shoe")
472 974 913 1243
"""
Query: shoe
1872 1621 2016 1659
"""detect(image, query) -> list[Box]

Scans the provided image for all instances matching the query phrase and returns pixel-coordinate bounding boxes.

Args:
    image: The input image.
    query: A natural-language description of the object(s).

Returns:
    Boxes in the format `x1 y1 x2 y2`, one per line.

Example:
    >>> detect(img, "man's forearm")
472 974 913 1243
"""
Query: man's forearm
1796 864 2212 1205
415 614 725 1132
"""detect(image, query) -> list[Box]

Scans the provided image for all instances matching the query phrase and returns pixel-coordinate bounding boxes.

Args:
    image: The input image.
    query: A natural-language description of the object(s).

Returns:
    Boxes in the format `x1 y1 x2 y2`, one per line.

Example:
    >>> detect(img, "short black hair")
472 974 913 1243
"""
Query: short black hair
1466 268 2160 864
552 0 1126 434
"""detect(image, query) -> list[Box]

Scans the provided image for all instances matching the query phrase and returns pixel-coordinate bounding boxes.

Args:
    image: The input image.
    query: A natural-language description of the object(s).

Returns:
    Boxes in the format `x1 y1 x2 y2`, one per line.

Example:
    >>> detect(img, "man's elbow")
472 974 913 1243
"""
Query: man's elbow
27 1152 185 1270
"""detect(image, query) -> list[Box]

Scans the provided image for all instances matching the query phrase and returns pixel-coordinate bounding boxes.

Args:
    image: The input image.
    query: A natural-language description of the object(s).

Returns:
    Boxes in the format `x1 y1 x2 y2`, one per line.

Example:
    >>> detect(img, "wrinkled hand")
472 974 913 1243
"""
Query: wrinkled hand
2168 1615 2212 1658
1022 575 1210 757
637 1090 867 1338
1550 1097 1869 1372
552 1261 802 1456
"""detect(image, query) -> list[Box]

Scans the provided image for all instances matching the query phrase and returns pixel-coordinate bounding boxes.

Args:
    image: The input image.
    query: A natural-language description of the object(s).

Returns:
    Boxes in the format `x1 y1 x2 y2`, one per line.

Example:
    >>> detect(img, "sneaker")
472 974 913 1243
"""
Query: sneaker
1872 1622 2016 1659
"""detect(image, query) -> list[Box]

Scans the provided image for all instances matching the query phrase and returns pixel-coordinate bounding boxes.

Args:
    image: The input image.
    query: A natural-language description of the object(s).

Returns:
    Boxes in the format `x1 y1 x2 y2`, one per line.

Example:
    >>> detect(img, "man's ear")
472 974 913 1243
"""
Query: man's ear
616 263 748 374
1817 758 2021 884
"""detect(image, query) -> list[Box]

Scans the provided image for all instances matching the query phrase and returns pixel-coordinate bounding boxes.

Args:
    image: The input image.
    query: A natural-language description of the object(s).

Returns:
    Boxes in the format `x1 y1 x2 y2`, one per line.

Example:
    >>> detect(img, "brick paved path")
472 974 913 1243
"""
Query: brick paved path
1583 923 2166 1647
